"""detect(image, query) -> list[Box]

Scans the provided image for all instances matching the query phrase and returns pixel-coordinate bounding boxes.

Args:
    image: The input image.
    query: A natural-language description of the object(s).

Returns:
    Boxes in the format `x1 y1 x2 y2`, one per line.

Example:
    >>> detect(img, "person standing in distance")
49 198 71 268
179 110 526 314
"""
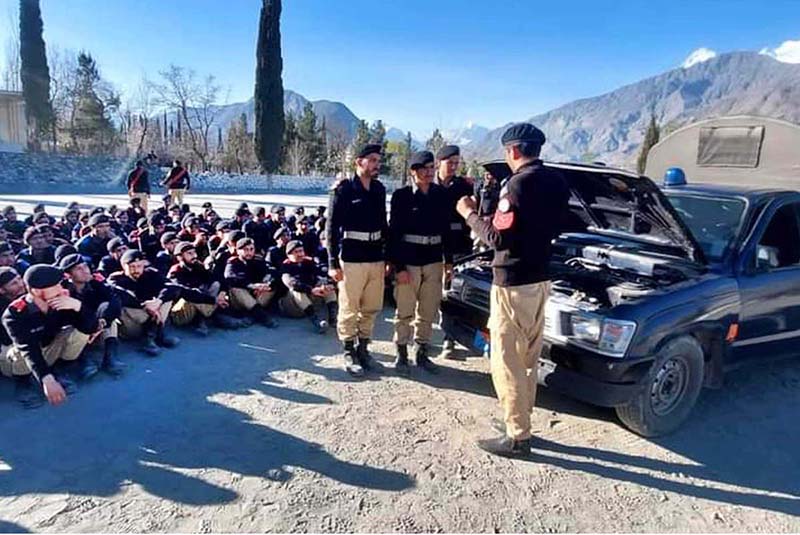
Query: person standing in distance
327 143 388 377
127 160 151 213
456 123 569 458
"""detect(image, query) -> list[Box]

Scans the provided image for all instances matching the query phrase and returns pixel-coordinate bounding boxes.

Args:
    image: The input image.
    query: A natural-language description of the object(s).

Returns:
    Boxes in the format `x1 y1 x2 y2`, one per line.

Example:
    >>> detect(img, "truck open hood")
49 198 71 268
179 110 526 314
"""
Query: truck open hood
481 160 707 264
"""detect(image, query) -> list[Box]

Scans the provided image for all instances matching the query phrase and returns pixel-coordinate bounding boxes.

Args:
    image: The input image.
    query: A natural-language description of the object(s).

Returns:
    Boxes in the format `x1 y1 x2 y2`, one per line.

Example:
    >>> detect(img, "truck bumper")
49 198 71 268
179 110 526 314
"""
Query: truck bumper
441 300 654 408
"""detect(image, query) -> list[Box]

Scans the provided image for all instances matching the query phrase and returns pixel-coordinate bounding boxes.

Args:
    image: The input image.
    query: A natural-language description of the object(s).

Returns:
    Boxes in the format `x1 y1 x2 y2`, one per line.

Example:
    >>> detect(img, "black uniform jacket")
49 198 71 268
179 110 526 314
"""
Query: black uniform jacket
326 175 387 269
389 182 452 272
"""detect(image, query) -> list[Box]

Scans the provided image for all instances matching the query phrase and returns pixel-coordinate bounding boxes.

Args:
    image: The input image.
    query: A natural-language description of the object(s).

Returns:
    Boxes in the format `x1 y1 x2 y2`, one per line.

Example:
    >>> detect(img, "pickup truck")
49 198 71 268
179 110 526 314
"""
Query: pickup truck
441 161 800 436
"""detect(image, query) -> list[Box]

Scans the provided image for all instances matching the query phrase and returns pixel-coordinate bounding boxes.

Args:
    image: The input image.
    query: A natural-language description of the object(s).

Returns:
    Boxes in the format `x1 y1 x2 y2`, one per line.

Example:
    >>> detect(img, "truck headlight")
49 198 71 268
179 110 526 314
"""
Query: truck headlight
598 320 637 357
568 314 637 357
570 313 601 343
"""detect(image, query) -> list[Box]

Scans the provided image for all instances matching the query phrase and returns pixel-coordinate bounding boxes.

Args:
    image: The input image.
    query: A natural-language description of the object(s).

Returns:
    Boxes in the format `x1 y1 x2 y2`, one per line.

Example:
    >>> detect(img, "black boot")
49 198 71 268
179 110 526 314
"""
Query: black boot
394 344 410 377
305 306 327 334
77 354 100 381
476 435 532 459
14 374 44 409
416 344 439 374
101 338 126 378
357 338 383 373
212 312 242 330
252 307 277 328
343 340 364 377
326 302 338 328
141 323 161 357
440 336 464 361
194 317 210 337
156 323 181 348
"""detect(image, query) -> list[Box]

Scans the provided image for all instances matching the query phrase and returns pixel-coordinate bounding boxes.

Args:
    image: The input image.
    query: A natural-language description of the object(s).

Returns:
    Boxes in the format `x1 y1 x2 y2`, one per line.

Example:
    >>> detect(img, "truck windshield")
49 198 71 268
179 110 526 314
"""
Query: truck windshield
665 193 746 263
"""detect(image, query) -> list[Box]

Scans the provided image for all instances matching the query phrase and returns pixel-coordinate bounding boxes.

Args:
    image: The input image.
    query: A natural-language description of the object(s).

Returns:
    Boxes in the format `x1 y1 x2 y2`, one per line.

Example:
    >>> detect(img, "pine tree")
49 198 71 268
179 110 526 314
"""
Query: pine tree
297 102 324 173
254 0 285 173
637 114 660 175
426 128 445 155
19 0 53 150
68 52 118 154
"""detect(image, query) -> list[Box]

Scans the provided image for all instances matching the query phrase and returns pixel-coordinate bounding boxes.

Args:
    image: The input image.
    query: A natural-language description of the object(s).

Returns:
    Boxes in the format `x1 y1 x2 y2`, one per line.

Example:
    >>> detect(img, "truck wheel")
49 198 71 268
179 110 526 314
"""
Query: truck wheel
615 336 704 437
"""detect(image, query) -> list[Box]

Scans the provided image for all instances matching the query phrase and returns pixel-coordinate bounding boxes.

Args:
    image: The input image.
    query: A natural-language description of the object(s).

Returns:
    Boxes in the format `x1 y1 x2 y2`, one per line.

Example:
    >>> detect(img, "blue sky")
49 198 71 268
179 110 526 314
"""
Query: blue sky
1 0 798 137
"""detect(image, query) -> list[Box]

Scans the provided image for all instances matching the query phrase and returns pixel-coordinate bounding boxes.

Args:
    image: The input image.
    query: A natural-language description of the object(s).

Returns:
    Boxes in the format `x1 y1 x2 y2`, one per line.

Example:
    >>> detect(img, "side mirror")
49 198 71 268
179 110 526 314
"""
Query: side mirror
756 244 780 270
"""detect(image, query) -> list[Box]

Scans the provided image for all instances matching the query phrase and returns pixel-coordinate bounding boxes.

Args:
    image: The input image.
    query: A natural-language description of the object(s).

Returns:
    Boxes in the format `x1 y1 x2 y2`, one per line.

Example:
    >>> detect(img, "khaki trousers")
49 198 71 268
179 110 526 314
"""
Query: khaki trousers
168 188 186 206
337 261 385 342
394 262 443 345
0 327 90 377
488 281 550 441
280 289 336 318
120 302 174 339
229 287 273 311
171 299 216 326
129 192 149 212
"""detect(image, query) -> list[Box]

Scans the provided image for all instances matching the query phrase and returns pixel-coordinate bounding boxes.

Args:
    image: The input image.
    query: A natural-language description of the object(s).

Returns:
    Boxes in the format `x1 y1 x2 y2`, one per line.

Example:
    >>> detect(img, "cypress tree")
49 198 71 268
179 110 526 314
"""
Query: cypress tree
637 114 660 175
254 0 285 173
19 0 53 150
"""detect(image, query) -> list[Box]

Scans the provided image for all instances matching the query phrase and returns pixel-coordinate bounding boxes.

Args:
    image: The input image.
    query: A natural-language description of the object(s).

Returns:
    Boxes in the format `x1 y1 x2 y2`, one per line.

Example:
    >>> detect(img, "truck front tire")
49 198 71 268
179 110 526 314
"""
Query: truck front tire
615 336 705 437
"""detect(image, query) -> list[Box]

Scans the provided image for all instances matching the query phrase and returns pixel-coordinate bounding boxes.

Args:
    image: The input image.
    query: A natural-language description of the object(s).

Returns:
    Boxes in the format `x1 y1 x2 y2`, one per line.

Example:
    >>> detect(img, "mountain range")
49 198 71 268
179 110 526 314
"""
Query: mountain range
209 51 800 171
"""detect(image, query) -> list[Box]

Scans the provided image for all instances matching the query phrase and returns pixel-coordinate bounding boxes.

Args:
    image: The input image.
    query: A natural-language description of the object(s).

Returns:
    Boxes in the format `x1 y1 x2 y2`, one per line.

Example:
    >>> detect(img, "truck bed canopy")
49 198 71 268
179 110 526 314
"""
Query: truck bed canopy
645 116 800 190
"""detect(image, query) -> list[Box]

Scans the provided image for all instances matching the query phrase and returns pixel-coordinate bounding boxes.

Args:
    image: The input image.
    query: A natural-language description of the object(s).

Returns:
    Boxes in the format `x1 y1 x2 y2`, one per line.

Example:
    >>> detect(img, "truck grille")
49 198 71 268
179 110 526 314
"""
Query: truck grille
463 285 490 310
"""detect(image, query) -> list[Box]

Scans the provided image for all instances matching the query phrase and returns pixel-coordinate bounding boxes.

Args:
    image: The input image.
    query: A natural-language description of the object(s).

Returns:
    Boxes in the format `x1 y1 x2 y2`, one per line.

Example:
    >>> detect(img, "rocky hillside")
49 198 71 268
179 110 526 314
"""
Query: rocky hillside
469 52 800 169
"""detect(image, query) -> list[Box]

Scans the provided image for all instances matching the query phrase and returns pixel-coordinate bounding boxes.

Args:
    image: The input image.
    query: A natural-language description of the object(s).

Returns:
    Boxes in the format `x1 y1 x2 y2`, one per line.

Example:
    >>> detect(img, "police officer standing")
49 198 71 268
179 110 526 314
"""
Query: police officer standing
326 143 388 377
456 123 569 458
126 160 151 213
436 144 474 360
161 160 191 207
389 150 452 376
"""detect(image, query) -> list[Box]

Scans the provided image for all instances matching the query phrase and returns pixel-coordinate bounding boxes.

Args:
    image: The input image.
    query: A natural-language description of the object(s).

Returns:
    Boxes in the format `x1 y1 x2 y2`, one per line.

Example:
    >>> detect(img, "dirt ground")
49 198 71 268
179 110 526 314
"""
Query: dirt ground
0 306 798 533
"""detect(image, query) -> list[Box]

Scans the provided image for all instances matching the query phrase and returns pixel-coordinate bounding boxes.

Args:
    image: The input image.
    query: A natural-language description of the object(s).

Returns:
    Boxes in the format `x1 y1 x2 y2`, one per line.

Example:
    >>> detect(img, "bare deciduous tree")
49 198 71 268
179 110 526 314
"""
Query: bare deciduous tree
1 8 21 91
152 65 223 171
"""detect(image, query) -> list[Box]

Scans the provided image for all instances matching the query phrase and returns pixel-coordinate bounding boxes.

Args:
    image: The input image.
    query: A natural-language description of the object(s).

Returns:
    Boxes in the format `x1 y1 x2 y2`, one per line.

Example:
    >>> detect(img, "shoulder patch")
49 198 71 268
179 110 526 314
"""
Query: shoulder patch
10 297 27 312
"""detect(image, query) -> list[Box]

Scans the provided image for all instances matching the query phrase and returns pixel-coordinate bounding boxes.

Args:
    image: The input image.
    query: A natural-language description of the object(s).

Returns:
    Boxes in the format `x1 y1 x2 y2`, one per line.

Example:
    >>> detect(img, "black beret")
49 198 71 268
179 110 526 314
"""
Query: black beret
235 237 254 250
0 266 19 287
58 253 86 272
182 216 199 228
270 205 285 215
90 206 104 216
235 207 251 217
0 242 13 255
410 150 435 170
107 237 126 253
273 227 289 240
148 213 166 226
54 244 77 262
215 220 232 232
23 265 64 289
356 143 382 159
201 201 213 209
285 240 303 254
137 217 149 230
2 206 14 215
160 231 178 245
88 214 110 227
121 249 146 265
174 242 195 255
161 194 171 201
501 122 546 147
436 145 460 161
237 202 249 210
226 230 245 245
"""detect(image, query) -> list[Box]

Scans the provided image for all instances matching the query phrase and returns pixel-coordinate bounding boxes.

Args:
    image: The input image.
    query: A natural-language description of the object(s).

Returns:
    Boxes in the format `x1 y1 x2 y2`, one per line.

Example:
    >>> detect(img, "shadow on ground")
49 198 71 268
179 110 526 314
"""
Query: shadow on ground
0 317 414 508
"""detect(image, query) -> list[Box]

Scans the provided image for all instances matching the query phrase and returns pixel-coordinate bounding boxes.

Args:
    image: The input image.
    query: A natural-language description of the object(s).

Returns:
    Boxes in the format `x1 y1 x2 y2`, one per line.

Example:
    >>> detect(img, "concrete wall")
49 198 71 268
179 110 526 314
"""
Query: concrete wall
0 91 26 153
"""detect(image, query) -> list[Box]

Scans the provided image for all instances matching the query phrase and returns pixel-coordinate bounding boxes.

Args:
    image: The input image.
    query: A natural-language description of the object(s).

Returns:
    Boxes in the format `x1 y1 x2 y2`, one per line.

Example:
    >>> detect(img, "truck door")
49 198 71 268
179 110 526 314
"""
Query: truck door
733 199 800 361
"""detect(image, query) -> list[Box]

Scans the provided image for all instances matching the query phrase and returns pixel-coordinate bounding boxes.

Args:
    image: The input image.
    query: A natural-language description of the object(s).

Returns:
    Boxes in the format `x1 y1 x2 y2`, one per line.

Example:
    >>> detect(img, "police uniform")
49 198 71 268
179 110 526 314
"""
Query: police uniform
167 242 221 328
127 163 151 212
1 266 97 385
107 250 180 349
464 123 570 455
389 151 452 371
75 214 112 268
279 241 337 331
326 144 388 370
162 163 191 206
223 238 276 326
436 145 475 258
